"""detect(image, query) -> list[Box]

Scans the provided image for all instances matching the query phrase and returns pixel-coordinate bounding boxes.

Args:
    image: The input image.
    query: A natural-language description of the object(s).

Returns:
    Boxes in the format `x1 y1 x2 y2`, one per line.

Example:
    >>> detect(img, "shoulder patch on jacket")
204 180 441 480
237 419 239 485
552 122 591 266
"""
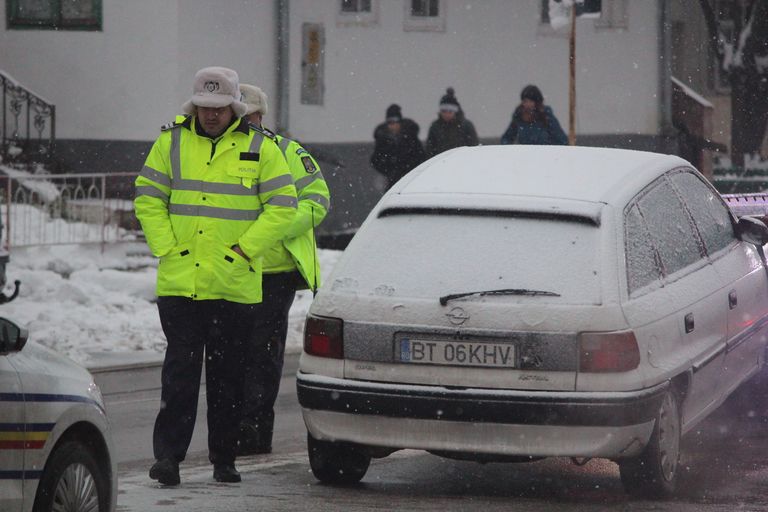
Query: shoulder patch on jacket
296 147 308 156
301 156 317 173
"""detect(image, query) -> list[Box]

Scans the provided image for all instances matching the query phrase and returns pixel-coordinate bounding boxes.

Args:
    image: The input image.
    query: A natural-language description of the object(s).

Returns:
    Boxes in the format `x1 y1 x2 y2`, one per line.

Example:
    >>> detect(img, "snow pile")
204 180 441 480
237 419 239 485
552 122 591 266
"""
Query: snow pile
1 202 341 365
0 165 60 203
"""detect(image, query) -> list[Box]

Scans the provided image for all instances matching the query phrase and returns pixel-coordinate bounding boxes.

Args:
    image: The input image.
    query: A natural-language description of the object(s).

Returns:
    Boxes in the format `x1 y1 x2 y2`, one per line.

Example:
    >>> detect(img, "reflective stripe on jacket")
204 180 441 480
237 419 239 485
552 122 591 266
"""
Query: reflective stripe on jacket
262 134 330 291
134 116 297 304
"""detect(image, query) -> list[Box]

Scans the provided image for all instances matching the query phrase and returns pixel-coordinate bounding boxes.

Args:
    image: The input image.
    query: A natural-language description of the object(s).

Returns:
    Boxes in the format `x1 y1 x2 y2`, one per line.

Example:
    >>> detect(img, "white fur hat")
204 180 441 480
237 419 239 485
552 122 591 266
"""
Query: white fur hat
239 84 268 116
181 66 247 117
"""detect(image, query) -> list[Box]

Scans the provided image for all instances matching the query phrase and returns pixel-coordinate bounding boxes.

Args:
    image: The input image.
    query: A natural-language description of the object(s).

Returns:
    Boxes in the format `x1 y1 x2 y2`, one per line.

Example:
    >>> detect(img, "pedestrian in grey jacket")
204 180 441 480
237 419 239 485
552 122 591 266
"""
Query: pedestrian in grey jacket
425 88 478 158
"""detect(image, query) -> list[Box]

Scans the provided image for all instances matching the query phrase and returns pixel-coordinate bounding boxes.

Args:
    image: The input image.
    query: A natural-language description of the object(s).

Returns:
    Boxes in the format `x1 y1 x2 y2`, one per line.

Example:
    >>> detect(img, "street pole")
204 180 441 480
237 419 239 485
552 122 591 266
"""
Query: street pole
569 5 576 146
275 0 290 135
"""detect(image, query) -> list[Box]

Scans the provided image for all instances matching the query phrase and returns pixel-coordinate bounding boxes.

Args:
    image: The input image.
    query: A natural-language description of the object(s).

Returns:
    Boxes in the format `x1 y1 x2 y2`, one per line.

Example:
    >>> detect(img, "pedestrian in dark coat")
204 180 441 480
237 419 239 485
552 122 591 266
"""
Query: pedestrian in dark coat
370 104 426 190
425 88 479 158
500 85 568 145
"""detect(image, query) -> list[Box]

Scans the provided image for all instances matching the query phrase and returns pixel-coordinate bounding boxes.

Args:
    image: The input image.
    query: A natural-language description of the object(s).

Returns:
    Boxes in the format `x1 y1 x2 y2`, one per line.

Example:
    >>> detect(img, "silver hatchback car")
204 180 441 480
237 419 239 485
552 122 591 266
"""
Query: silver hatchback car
297 145 768 497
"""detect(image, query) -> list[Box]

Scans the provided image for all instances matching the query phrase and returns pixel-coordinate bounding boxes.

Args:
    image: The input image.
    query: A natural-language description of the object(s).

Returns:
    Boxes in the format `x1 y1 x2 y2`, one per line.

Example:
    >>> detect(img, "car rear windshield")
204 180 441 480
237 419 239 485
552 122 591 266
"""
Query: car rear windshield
335 210 602 305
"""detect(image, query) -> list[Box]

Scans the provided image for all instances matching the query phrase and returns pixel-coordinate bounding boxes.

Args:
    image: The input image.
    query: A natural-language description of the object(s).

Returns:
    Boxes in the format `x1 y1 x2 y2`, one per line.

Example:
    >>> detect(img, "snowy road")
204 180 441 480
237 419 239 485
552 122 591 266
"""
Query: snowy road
102 361 768 511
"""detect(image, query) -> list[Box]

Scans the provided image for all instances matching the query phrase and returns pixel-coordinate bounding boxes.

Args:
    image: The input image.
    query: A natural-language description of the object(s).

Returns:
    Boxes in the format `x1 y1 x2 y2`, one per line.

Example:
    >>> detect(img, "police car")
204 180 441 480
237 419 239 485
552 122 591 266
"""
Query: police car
0 317 116 511
297 145 768 497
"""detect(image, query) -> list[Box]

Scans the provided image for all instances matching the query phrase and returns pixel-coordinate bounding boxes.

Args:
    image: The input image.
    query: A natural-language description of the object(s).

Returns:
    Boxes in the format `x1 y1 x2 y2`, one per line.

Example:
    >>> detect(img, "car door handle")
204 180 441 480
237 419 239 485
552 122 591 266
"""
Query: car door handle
684 313 695 334
729 290 738 310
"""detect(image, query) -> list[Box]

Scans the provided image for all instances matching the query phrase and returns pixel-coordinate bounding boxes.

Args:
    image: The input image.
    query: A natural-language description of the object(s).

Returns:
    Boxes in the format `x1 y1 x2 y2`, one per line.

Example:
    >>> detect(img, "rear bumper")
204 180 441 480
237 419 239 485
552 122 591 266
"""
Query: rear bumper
297 372 667 458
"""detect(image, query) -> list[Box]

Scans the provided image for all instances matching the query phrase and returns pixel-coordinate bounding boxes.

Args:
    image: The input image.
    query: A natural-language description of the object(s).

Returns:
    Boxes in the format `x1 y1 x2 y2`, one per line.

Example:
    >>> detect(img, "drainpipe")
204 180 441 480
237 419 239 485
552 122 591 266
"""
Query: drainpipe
658 0 674 142
275 0 290 134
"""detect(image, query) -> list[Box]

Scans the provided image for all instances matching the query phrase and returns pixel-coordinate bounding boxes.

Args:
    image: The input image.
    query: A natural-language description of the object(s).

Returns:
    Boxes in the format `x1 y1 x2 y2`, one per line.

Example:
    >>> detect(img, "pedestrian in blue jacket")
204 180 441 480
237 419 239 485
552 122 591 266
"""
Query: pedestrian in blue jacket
500 85 568 145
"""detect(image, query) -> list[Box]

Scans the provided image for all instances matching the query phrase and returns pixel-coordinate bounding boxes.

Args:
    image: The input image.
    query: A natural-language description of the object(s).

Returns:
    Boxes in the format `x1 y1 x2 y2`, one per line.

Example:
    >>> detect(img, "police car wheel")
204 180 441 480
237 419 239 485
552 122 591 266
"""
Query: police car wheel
307 432 370 484
33 440 109 512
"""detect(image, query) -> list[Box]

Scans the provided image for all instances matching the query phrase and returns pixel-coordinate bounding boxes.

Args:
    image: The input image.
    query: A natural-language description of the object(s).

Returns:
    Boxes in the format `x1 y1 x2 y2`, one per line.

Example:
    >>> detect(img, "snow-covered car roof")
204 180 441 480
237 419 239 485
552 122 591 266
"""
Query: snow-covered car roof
394 145 691 207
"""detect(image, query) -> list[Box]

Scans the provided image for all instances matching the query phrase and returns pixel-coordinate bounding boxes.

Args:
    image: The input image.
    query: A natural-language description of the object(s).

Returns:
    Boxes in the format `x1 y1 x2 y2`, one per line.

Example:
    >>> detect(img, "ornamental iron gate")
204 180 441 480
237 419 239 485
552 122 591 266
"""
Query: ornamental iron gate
1 70 55 165
0 172 140 250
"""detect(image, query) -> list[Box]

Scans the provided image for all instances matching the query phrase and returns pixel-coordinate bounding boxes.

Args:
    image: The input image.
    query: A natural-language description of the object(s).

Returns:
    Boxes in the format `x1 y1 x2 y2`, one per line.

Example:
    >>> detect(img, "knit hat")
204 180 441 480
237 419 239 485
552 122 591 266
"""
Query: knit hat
385 104 402 123
181 66 247 117
520 84 544 105
439 87 460 113
239 84 269 116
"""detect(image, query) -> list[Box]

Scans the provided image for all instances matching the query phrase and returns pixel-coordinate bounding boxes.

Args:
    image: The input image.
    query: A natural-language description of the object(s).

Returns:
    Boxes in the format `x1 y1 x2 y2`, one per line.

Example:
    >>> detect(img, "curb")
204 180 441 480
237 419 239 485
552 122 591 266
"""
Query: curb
86 348 303 373
87 358 164 374
89 352 301 397
84 347 165 373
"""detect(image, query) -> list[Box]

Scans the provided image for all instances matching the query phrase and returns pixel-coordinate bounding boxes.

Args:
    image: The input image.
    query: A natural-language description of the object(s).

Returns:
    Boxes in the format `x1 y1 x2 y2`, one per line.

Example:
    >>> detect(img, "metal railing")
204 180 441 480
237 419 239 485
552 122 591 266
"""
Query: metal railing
1 172 140 250
1 70 56 164
722 192 768 218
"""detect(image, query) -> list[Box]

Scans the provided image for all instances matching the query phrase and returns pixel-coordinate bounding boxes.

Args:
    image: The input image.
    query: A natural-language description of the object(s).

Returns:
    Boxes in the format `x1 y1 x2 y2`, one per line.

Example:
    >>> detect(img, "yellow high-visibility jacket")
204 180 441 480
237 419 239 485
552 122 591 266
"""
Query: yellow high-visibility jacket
134 116 297 304
261 133 330 291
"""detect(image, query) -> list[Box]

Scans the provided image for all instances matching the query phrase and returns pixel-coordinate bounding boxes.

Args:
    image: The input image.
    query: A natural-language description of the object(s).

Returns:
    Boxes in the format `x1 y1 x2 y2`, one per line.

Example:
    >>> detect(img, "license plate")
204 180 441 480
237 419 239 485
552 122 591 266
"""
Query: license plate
398 339 516 368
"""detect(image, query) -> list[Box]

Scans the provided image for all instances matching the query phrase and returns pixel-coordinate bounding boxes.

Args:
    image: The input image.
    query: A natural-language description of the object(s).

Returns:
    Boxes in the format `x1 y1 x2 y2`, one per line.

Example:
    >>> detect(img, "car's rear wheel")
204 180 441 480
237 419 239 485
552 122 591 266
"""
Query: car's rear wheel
307 432 370 484
618 390 681 498
33 440 109 512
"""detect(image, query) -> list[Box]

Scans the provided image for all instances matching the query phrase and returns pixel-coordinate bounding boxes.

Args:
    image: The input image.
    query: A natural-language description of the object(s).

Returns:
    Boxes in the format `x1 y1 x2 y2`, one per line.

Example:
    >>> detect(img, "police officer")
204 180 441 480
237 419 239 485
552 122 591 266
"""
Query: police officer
236 83 330 455
135 67 297 485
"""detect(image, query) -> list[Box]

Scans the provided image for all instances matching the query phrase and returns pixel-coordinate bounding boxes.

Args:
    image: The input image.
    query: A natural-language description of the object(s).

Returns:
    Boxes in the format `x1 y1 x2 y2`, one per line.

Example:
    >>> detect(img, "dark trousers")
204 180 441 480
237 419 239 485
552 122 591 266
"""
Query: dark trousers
153 296 258 465
241 272 299 443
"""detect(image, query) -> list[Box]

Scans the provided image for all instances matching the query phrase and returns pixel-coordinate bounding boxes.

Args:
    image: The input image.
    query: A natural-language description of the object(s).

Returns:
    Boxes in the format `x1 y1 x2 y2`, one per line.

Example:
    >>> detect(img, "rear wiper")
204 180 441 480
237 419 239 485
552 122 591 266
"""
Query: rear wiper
439 288 560 306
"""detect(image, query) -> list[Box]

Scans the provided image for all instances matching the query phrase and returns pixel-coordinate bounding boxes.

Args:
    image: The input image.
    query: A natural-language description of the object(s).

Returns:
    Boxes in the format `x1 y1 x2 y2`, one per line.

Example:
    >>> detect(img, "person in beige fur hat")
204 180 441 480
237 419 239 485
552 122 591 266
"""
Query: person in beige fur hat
180 66 248 137
236 83 331 457
136 67 297 486
239 83 268 119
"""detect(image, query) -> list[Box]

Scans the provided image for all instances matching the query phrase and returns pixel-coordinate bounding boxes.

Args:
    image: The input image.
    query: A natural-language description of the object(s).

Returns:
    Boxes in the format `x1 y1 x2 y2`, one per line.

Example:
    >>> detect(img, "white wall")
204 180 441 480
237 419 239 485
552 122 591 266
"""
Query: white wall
0 0 660 144
0 0 276 141
175 0 277 130
1 0 177 141
287 0 661 143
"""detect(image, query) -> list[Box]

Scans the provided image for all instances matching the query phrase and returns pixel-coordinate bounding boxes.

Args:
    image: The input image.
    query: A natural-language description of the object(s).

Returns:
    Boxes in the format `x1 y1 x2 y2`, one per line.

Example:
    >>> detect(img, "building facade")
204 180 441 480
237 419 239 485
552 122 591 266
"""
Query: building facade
1 0 672 235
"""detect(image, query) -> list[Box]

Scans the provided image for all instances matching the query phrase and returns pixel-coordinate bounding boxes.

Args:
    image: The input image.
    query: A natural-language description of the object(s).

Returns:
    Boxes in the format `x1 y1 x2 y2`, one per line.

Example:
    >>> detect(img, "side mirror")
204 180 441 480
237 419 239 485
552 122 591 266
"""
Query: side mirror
737 216 768 246
0 317 28 354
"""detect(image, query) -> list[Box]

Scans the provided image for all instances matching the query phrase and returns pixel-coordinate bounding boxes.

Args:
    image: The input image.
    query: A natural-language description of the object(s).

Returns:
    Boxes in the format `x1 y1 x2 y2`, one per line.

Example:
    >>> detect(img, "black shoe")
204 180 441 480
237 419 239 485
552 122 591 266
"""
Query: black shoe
237 421 273 456
149 458 180 486
213 464 241 483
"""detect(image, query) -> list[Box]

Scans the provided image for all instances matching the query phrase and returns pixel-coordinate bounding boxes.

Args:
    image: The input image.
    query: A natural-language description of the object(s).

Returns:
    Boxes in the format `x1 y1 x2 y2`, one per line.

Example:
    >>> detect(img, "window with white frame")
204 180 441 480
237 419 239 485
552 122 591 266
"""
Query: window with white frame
540 0 551 25
7 0 101 30
404 0 445 32
540 0 627 30
338 0 378 26
594 0 628 30
341 0 371 12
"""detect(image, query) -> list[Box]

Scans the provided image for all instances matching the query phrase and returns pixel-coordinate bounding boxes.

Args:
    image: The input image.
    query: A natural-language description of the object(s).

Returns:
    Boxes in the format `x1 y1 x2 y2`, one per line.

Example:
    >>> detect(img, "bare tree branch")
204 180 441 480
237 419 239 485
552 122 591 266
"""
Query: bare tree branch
698 0 722 61
740 0 768 70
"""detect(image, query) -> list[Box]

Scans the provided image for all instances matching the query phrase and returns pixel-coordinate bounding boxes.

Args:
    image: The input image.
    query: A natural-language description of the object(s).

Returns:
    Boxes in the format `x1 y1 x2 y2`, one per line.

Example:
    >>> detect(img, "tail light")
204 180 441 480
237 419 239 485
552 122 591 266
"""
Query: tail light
304 314 344 359
579 331 640 372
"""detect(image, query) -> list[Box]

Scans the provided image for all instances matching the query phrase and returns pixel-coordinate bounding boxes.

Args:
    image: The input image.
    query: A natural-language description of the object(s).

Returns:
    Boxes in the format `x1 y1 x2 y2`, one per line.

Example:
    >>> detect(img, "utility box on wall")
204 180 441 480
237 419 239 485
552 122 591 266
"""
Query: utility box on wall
301 23 325 105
